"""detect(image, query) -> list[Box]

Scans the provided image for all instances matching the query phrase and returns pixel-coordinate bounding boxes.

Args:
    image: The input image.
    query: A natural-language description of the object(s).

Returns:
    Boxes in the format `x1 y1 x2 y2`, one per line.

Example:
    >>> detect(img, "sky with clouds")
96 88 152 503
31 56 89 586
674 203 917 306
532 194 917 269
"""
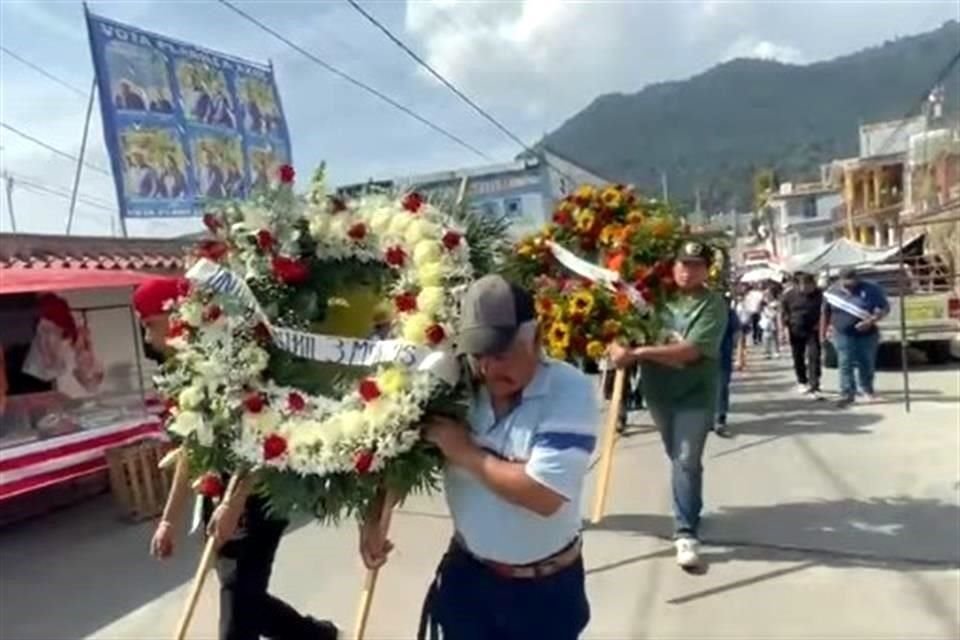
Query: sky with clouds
1 0 956 237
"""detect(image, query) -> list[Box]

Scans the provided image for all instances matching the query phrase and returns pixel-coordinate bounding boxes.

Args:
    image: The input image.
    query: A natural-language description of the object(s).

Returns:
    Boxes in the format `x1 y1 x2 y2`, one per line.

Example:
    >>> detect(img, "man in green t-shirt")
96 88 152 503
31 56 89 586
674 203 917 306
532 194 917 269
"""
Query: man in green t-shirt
609 240 727 570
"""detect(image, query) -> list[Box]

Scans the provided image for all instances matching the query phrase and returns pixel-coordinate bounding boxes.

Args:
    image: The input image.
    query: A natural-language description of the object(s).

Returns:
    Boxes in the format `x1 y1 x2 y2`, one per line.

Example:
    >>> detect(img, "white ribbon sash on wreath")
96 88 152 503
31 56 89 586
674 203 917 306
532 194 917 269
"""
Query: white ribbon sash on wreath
546 241 648 313
823 288 872 321
185 259 460 386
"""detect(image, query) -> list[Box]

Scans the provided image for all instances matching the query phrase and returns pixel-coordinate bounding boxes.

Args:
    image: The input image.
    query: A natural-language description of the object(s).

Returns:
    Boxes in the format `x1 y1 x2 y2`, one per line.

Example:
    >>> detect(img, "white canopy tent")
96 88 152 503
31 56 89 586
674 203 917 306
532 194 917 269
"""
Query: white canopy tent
783 236 925 274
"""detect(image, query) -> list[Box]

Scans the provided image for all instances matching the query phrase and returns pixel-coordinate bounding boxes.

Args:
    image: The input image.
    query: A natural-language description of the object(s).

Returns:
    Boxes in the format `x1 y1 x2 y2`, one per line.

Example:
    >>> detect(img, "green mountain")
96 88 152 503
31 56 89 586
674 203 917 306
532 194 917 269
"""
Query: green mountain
543 21 960 213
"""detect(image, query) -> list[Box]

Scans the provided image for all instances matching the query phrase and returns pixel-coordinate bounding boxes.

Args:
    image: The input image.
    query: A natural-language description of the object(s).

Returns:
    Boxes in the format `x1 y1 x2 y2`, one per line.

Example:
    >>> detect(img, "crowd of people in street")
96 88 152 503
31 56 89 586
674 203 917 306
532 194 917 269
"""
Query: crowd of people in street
136 242 892 639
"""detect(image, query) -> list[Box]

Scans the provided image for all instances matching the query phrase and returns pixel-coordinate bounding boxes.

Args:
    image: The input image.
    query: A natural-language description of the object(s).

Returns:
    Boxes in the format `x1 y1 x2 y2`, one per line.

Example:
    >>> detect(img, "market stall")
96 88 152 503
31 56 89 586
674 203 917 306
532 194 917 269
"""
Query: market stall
1 256 180 504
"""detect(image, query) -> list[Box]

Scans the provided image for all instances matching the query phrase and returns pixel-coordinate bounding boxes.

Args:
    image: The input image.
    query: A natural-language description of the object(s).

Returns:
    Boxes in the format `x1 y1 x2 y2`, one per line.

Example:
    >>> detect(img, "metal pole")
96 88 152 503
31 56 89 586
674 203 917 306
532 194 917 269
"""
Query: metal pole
128 304 147 403
3 173 15 233
896 217 911 413
661 171 669 202
65 78 97 235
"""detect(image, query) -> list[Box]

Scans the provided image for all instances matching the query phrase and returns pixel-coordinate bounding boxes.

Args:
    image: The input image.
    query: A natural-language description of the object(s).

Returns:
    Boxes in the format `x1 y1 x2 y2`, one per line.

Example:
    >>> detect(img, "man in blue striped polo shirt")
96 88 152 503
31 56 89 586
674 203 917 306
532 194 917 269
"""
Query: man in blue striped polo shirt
360 274 600 640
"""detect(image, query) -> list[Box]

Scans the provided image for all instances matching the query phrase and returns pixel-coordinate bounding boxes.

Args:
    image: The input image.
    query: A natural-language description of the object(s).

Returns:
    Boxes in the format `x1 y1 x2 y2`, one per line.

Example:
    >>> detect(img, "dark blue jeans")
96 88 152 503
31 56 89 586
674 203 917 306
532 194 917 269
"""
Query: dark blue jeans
716 366 732 423
649 406 712 538
833 331 880 398
419 541 589 640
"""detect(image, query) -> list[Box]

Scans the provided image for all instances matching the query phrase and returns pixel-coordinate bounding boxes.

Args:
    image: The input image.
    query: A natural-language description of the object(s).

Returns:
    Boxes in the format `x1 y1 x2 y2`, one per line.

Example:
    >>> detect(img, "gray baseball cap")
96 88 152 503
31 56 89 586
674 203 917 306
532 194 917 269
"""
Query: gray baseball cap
457 274 536 356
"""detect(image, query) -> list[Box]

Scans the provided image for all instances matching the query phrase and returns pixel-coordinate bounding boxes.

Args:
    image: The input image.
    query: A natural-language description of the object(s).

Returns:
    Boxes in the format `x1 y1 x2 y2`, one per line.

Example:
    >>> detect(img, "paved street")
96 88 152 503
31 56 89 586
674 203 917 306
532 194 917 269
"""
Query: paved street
1 354 958 640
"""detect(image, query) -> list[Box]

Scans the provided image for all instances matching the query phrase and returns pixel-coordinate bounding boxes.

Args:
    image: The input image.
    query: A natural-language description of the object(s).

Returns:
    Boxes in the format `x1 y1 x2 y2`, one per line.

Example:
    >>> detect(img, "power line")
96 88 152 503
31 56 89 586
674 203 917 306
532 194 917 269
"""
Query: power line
0 122 112 176
9 172 115 209
344 0 577 183
0 46 88 98
215 0 491 161
12 175 115 213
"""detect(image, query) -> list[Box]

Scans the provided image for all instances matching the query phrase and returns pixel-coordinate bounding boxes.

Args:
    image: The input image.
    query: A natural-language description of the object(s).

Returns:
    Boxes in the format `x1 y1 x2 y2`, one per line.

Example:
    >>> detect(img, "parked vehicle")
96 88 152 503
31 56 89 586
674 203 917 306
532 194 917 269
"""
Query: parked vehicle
823 256 960 366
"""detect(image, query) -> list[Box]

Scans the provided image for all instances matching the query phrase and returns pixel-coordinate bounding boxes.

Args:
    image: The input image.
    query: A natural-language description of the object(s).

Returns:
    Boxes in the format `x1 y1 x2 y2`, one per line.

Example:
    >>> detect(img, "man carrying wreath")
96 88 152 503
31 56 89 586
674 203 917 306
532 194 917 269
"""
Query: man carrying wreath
133 278 339 640
608 241 727 570
360 274 600 639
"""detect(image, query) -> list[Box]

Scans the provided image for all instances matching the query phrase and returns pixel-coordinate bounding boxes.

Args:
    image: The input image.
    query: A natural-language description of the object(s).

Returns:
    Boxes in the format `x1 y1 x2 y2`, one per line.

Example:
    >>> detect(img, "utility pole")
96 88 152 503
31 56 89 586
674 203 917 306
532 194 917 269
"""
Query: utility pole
660 171 669 203
3 173 15 233
65 78 97 236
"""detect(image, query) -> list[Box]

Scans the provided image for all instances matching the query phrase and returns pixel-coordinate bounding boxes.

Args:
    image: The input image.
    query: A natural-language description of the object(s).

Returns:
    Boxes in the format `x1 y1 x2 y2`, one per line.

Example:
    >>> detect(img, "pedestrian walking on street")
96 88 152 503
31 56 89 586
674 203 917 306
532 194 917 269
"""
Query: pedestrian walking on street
608 241 728 570
360 275 599 640
743 285 765 345
714 296 740 438
822 267 890 408
782 272 825 397
760 286 782 359
134 278 339 640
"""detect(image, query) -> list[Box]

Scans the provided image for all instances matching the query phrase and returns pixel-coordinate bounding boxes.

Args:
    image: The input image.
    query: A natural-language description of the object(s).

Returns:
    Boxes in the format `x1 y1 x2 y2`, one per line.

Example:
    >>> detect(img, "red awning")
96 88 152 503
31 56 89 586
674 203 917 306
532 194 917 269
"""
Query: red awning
0 267 156 295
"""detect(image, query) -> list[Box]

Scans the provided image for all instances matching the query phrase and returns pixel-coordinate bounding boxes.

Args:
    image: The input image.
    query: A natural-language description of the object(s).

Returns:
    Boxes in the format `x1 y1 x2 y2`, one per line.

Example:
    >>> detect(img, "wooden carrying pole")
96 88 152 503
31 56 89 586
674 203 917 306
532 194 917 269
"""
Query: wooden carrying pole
591 367 626 524
172 474 242 640
353 495 396 640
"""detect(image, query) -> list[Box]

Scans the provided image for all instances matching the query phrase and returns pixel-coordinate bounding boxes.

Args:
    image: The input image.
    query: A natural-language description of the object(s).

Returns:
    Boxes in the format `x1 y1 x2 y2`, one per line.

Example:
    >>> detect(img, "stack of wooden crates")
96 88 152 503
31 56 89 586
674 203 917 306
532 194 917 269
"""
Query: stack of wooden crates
106 439 173 521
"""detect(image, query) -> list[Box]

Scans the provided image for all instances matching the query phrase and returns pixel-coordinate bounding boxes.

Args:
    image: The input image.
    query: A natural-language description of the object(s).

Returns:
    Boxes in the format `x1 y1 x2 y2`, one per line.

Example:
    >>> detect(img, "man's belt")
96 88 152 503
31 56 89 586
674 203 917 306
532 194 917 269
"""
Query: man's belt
451 535 582 580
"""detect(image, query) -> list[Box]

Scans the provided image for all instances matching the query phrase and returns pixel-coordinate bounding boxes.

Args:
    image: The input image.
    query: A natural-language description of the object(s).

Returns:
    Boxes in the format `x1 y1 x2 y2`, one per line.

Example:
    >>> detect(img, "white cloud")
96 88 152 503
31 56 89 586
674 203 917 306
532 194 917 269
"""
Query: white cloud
724 38 806 64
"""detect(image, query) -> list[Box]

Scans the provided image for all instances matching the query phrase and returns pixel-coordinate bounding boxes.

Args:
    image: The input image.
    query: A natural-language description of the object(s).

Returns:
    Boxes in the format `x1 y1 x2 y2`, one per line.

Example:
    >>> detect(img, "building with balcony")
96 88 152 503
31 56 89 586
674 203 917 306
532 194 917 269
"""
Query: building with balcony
832 152 904 247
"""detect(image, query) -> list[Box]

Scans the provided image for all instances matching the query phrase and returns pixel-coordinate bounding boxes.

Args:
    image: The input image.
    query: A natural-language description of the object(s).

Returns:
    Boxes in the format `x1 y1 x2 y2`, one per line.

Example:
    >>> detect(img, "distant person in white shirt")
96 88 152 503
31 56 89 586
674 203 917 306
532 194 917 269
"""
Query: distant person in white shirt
743 286 766 345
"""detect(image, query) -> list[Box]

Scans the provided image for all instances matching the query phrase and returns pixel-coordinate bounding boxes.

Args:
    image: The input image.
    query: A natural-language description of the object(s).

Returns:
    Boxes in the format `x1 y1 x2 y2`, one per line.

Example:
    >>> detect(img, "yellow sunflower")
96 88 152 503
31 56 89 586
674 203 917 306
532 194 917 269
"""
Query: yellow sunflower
573 208 596 233
586 340 606 360
601 318 622 338
600 187 622 210
547 322 571 353
626 209 646 224
569 289 595 316
574 184 597 201
598 224 621 246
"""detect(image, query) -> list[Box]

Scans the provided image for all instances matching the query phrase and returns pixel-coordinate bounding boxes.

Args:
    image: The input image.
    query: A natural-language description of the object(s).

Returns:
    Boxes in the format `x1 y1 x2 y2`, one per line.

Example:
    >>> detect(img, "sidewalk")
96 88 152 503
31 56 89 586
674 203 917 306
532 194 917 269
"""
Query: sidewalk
1 355 957 639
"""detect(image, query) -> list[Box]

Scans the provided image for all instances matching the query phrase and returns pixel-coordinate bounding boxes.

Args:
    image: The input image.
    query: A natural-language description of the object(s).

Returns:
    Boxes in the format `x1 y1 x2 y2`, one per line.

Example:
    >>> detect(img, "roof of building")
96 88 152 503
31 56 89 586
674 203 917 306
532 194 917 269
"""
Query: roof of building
0 233 187 272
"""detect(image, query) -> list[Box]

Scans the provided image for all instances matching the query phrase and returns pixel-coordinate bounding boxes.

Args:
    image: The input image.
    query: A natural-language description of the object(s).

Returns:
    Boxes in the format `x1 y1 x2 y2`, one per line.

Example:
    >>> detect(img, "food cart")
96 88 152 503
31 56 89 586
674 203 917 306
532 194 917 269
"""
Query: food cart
0 233 185 516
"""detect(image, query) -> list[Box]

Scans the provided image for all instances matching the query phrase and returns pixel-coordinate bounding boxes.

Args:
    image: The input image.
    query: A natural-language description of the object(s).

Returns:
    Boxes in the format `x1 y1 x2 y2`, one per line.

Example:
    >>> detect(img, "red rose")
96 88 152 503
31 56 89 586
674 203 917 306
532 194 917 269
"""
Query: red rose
262 434 288 460
402 192 424 213
271 256 310 285
385 246 407 267
354 450 374 474
243 391 266 414
253 322 272 344
256 229 276 253
278 164 295 184
553 210 571 226
359 378 381 403
329 197 347 214
196 240 229 262
425 323 446 345
167 319 189 339
202 213 223 233
287 392 306 412
441 230 462 251
348 222 367 241
202 304 222 323
195 472 224 498
394 292 418 313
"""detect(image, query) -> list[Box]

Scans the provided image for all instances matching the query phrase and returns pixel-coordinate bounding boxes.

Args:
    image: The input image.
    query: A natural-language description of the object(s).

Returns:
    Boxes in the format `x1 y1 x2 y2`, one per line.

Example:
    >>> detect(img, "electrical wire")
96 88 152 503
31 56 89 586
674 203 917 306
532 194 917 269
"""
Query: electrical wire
215 0 491 161
11 176 115 213
344 0 581 184
0 122 112 176
0 46 89 98
9 172 115 209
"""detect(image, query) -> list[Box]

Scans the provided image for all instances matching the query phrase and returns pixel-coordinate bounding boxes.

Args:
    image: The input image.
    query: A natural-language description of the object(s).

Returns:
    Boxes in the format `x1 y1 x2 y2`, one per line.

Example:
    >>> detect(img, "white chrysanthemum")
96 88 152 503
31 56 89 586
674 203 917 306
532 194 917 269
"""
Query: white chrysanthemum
169 410 213 446
405 219 439 246
242 408 281 434
368 207 394 235
416 286 445 316
243 205 272 230
402 313 431 345
413 240 441 266
177 385 205 410
308 214 329 240
416 261 445 287
387 212 412 237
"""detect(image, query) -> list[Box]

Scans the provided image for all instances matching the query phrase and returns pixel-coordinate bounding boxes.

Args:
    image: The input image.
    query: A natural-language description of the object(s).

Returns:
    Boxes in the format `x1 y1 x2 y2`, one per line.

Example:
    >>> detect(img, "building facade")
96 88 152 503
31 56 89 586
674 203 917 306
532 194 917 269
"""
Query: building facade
765 182 842 258
338 148 608 238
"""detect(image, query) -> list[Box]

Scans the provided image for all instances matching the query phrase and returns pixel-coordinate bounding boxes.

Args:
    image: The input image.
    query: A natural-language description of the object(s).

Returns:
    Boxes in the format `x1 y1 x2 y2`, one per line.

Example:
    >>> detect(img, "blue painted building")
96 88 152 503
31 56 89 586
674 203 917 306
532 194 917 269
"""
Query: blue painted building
339 148 608 238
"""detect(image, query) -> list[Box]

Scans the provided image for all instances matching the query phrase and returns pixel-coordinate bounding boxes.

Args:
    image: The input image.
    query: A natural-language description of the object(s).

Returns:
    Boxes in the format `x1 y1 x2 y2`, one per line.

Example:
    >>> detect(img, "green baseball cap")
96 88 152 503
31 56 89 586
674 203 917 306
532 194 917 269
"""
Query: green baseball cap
457 275 536 356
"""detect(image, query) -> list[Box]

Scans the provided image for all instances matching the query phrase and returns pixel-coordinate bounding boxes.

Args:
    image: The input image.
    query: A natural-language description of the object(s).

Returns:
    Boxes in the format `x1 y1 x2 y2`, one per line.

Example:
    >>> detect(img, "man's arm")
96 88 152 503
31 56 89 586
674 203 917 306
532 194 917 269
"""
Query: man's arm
457 449 565 517
159 451 192 526
627 341 700 368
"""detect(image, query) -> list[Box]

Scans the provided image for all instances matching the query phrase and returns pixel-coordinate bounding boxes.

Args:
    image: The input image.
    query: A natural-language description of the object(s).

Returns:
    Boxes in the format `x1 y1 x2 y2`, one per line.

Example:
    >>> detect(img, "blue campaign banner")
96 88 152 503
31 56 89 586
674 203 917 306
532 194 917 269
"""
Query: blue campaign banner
85 11 292 219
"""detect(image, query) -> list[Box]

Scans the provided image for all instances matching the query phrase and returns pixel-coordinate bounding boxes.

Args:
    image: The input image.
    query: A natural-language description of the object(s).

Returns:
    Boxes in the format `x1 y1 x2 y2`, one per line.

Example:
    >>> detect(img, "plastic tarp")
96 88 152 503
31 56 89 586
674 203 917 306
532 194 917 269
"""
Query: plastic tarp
784 236 924 273
0 268 154 295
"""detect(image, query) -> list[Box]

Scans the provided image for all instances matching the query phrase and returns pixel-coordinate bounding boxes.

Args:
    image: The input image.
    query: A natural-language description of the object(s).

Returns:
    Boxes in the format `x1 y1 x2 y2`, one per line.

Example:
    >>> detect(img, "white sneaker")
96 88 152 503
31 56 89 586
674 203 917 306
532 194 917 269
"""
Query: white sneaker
674 537 702 569
795 384 810 394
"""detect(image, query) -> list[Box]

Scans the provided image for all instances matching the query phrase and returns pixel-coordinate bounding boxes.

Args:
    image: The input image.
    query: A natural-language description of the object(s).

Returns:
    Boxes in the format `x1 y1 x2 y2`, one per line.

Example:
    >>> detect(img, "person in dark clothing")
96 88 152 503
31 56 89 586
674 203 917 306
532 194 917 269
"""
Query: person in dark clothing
714 298 739 437
134 278 339 640
781 272 825 397
822 267 889 408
